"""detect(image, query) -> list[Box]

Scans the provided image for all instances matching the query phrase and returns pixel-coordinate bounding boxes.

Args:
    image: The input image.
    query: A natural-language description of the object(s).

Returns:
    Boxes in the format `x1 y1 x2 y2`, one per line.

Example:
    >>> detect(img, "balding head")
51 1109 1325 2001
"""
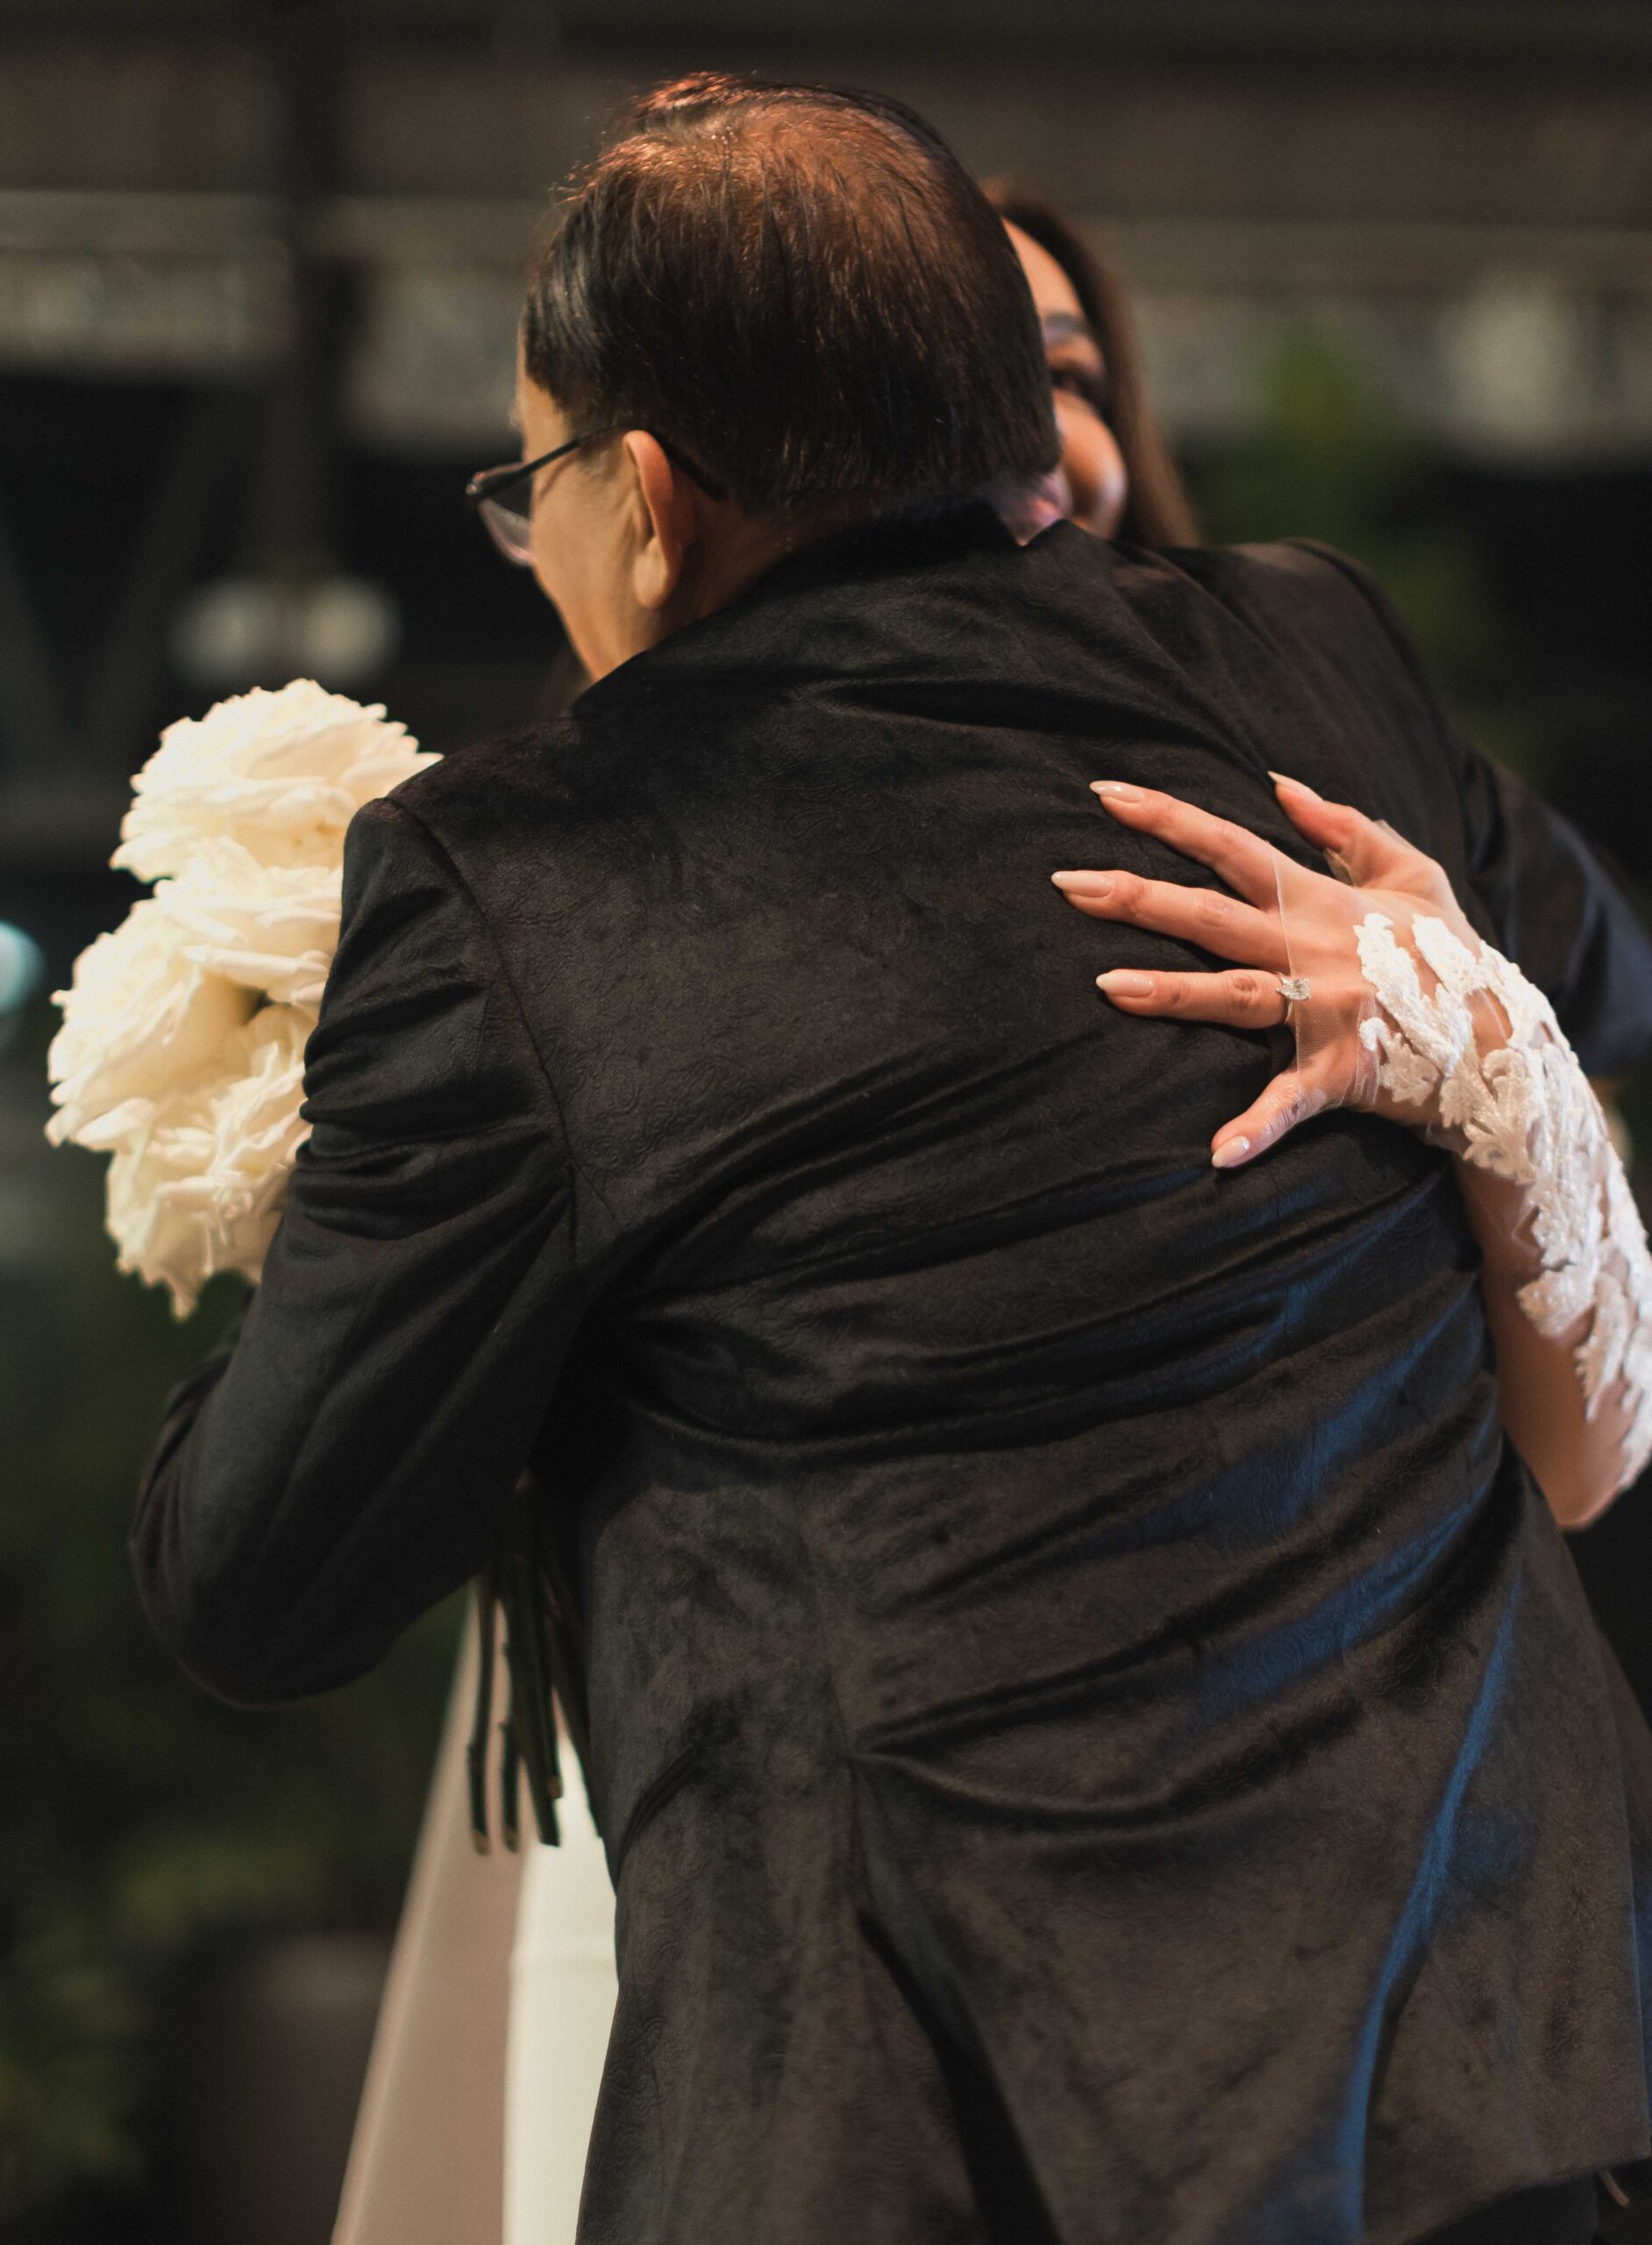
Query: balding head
522 74 1059 529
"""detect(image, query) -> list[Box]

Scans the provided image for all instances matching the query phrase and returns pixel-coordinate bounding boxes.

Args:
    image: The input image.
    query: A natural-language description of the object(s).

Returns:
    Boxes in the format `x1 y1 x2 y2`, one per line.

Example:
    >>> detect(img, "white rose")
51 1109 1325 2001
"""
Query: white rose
157 838 342 1009
106 1134 217 1319
46 900 253 1149
107 1006 313 1315
113 679 438 879
53 677 433 1314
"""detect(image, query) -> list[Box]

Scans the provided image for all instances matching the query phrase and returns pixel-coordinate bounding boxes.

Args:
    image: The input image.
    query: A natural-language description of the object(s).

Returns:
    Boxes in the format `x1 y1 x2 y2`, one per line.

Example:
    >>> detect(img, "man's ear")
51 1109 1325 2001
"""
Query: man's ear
623 431 695 613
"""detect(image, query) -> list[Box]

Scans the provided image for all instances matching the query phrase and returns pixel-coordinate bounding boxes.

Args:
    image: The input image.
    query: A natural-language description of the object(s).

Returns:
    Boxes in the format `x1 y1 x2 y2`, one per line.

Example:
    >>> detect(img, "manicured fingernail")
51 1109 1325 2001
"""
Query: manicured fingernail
1051 871 1113 896
1269 771 1316 795
1211 1137 1251 1169
1092 780 1143 802
1098 970 1153 997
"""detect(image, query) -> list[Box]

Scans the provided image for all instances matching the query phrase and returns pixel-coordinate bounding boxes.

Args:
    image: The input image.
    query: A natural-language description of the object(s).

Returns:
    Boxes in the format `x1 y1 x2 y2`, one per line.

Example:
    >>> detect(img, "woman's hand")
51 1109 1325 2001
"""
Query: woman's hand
1052 772 1485 1171
1052 769 1652 1523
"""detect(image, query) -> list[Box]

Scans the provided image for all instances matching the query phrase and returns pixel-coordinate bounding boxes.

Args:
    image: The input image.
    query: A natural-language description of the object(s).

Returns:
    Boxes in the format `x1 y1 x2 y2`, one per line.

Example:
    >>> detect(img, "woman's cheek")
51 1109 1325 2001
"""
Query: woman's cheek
1003 467 1075 544
1056 396 1129 538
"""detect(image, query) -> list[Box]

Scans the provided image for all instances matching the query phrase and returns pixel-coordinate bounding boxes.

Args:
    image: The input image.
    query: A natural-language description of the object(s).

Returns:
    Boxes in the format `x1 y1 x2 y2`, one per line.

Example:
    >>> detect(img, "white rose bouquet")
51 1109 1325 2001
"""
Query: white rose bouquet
46 681 437 1313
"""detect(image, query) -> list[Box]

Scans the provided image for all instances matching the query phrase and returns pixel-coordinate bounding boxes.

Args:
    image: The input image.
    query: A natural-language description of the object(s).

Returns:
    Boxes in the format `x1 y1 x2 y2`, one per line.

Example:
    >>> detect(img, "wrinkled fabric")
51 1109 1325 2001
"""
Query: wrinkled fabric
135 511 1652 2245
1419 2175 1600 2243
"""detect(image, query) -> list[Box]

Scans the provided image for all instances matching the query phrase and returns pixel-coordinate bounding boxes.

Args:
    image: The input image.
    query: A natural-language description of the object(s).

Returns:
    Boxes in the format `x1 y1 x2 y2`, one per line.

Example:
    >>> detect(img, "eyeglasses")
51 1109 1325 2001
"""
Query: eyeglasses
466 435 591 567
465 431 730 567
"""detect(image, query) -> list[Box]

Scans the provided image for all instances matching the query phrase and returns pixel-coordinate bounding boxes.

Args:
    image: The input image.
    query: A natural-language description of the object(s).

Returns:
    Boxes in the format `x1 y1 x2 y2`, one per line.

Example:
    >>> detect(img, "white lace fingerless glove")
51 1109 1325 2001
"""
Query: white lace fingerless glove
1349 911 1652 1489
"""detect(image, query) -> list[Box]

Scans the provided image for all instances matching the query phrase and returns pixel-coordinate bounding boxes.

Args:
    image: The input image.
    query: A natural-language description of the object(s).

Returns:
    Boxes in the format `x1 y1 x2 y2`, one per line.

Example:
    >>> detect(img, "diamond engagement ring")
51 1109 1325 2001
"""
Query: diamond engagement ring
1277 975 1312 1006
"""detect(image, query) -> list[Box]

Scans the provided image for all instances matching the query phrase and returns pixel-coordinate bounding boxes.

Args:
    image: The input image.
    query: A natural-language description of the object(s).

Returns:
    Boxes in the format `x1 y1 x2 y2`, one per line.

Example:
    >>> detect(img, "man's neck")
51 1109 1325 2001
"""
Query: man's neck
667 510 801 634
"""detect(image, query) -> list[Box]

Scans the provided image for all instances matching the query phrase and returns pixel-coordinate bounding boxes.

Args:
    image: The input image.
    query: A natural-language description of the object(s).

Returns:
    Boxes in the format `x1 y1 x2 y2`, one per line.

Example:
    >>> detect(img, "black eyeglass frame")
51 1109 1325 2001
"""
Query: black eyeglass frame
466 435 586 511
465 430 730 515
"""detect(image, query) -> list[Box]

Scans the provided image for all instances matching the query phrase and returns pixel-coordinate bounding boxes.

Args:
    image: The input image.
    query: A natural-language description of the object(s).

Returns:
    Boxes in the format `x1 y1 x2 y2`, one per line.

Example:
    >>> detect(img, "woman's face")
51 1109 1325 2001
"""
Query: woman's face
1003 221 1129 541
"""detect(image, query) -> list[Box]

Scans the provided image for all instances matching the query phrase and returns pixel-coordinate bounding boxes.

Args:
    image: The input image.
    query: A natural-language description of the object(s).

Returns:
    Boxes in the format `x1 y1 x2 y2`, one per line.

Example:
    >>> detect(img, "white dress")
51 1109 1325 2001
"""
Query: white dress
335 1637 617 2245
507 1769 618 2243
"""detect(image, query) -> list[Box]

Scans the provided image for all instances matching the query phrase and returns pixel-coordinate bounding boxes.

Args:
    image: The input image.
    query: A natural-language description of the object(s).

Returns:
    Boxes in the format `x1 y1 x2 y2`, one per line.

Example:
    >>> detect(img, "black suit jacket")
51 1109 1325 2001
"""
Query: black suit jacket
134 511 1652 2245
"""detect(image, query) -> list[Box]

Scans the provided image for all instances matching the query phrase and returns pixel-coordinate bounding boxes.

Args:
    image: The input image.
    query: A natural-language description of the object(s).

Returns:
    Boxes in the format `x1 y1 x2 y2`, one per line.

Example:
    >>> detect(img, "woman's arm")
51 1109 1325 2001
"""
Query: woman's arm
1053 773 1652 1529
1453 1162 1634 1527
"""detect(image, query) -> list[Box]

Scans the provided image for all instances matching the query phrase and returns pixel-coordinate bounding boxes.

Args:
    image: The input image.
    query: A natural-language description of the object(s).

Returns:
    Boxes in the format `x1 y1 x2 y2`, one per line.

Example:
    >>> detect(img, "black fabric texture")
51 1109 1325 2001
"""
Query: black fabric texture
133 510 1652 2245
1415 2174 1601 2244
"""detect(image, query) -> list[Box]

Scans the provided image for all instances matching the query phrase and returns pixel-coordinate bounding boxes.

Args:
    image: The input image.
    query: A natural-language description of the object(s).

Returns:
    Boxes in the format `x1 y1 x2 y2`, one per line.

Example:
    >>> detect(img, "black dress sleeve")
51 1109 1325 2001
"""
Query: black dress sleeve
1290 539 1652 1077
131 795 587 1707
1446 749 1652 1079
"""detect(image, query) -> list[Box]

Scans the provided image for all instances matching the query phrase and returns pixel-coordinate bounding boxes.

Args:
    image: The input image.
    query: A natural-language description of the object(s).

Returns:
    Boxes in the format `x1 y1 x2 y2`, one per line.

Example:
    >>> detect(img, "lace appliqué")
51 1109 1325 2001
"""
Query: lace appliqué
1356 911 1652 1493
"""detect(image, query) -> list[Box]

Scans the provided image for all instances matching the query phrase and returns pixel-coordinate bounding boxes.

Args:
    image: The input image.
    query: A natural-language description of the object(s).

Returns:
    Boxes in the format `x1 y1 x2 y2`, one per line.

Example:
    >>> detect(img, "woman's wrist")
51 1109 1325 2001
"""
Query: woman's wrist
1055 771 1652 1517
1452 1160 1540 1286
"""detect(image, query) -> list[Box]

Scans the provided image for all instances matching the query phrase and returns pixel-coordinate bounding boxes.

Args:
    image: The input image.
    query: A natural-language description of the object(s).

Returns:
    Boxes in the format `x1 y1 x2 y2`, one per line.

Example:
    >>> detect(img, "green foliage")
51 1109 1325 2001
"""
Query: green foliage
1181 326 1652 1151
1182 328 1551 787
0 1002 456 2225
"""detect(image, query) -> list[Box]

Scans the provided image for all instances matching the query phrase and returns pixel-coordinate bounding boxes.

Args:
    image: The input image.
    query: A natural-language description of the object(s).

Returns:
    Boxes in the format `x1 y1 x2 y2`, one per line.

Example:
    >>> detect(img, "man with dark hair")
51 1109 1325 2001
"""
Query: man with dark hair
134 76 1652 2245
520 76 1059 525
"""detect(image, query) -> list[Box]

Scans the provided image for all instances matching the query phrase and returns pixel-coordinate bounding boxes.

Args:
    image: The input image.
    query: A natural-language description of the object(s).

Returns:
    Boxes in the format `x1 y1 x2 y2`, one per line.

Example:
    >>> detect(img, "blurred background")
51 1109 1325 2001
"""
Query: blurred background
3 3 1652 2240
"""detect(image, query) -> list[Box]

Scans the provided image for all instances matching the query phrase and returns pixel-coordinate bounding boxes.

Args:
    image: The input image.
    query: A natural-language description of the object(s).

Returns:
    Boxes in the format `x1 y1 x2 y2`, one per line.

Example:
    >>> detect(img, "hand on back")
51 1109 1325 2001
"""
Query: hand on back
1052 773 1493 1170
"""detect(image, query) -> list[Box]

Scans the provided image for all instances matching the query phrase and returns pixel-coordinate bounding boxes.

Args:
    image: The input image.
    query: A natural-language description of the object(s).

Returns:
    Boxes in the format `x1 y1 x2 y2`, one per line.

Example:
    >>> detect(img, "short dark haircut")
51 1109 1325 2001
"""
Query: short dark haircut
522 74 1059 525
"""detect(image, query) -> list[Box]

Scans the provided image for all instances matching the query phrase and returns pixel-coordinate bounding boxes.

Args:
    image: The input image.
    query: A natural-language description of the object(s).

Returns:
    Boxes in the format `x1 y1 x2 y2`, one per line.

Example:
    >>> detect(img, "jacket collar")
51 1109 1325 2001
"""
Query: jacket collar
570 501 1019 716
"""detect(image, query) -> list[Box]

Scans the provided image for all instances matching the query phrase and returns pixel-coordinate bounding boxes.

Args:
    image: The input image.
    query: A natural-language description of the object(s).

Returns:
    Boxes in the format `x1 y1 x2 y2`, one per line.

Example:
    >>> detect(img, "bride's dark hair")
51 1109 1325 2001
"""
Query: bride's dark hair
986 185 1200 547
522 74 1060 528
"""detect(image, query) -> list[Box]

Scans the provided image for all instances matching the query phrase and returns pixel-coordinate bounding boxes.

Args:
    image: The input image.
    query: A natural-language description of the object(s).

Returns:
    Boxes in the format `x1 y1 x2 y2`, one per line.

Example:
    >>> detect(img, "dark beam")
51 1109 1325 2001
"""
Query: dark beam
0 501 72 783
83 388 255 778
3 1 1652 71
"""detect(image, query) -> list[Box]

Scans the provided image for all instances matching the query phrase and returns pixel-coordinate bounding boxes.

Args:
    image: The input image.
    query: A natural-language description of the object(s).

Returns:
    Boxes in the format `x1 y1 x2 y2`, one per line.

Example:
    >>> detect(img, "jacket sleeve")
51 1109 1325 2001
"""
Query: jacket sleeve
131 795 586 1707
1449 747 1652 1080
1289 539 1652 1077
